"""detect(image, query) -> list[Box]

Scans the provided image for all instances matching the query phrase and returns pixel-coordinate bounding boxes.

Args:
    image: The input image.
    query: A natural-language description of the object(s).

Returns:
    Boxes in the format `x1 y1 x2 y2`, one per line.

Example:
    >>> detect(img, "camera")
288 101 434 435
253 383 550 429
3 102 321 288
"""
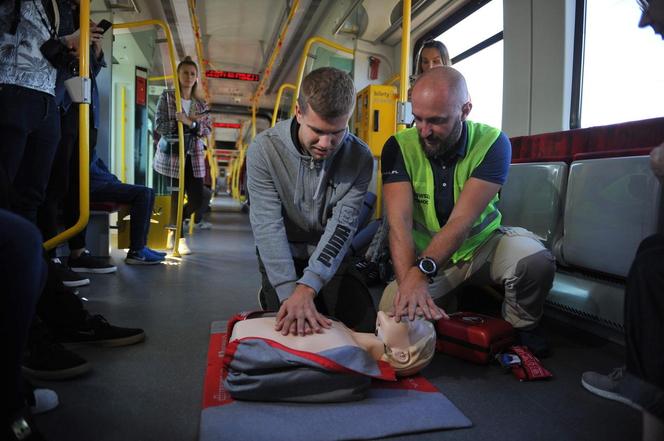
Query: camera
40 38 79 75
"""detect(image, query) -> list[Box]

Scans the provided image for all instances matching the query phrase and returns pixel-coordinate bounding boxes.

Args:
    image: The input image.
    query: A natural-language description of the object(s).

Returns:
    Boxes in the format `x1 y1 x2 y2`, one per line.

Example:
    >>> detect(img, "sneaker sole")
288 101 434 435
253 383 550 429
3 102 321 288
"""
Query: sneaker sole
70 266 118 274
63 331 146 348
125 258 163 265
22 361 92 381
62 278 91 287
581 378 643 411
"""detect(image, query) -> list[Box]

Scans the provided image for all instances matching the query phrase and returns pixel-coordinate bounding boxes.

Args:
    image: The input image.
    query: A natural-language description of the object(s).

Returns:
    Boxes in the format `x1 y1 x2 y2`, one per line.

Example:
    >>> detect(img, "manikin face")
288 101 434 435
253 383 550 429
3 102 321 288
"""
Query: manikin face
178 64 198 91
375 311 436 376
640 0 664 38
411 84 470 159
420 47 445 72
295 103 349 161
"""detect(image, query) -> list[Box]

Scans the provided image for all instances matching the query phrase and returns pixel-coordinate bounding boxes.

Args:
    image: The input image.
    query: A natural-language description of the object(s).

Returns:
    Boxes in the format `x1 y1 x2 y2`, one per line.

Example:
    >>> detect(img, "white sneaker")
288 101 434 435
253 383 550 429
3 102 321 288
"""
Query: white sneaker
30 388 59 415
178 237 192 255
196 221 212 230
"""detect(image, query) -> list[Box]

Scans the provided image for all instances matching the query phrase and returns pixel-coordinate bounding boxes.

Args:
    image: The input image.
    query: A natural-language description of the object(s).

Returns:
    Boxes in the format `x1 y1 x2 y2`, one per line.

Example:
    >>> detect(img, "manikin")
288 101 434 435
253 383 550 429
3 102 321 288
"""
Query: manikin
229 311 436 377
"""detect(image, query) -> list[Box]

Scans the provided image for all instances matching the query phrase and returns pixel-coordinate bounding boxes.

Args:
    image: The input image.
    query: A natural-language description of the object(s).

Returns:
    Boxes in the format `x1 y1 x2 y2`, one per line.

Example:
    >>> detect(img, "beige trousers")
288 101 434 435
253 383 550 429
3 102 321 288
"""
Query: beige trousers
379 227 556 329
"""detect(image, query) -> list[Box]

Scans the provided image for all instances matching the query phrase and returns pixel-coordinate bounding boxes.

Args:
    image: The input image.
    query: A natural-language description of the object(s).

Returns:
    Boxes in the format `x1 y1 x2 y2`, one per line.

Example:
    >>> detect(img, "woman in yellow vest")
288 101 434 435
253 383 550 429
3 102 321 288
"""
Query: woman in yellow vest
380 67 555 356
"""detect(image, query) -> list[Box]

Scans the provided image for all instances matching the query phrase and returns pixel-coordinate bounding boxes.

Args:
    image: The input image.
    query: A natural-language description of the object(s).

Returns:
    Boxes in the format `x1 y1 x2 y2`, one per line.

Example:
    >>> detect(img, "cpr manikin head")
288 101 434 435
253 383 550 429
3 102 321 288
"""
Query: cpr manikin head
375 311 436 377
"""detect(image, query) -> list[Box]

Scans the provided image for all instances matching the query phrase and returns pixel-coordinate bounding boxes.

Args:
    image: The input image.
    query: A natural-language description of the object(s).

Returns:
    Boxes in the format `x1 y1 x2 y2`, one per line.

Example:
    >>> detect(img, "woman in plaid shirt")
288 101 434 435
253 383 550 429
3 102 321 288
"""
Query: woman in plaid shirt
154 56 211 253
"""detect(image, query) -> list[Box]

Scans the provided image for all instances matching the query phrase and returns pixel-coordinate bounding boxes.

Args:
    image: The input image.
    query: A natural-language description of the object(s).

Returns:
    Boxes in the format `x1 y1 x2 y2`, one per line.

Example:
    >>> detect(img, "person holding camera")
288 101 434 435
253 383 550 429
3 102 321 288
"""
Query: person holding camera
153 56 212 255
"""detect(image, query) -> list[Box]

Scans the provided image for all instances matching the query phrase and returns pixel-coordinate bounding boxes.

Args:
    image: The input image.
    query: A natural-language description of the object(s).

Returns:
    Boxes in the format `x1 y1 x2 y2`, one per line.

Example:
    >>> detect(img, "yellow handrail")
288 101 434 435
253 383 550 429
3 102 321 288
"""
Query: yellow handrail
271 83 296 127
290 37 354 116
44 0 91 250
385 74 400 86
148 75 173 82
187 0 210 102
113 20 186 256
251 0 300 106
120 86 126 182
397 0 412 132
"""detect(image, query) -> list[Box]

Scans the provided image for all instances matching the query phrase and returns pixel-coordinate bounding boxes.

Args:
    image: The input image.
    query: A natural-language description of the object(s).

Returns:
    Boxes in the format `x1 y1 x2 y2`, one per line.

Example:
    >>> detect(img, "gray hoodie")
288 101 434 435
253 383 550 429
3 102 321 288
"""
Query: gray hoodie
246 119 373 302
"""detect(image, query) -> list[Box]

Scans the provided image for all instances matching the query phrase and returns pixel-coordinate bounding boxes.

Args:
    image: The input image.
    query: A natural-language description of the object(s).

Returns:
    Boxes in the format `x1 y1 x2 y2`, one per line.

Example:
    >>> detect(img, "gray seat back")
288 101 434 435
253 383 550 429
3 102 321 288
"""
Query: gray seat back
499 162 568 249
561 156 662 277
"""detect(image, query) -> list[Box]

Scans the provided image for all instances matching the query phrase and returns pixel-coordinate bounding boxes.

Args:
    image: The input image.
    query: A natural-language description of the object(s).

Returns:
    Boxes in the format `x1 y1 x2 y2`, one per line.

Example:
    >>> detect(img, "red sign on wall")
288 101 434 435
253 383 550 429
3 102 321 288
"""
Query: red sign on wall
136 66 148 106
214 122 242 129
206 70 260 82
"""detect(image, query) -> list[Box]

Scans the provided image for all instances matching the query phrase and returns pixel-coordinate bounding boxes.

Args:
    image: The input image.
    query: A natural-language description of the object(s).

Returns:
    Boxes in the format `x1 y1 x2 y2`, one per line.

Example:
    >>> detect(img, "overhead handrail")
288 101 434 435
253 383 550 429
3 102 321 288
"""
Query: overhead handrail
290 37 354 116
250 0 300 139
113 19 187 256
44 0 91 250
271 83 296 127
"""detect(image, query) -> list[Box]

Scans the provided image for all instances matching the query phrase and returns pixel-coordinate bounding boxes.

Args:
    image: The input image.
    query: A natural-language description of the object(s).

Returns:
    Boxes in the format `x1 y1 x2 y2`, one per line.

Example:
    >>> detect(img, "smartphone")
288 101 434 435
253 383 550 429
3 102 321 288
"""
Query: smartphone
98 19 112 34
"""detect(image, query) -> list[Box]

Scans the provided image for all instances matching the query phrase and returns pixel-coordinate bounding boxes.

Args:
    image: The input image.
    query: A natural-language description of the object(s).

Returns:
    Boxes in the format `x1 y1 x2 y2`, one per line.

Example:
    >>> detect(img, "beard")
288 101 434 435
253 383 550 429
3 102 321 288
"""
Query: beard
419 118 463 160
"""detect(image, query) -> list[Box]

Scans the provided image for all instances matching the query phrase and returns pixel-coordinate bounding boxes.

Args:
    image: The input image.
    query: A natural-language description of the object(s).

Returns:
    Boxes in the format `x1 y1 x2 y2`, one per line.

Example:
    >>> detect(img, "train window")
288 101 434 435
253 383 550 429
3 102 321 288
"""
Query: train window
417 0 504 129
579 0 664 127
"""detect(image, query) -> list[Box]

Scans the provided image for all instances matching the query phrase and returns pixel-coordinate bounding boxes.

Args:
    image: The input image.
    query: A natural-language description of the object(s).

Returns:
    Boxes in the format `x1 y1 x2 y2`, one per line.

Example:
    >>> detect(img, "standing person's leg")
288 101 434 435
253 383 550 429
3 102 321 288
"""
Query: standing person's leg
36 107 78 253
1 87 60 224
623 234 664 429
1 210 47 422
182 156 204 230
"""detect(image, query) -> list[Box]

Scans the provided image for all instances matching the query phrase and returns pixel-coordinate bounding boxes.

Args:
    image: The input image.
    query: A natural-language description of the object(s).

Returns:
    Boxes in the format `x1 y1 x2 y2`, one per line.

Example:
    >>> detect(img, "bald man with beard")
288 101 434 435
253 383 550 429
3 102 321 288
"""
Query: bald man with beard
379 67 555 355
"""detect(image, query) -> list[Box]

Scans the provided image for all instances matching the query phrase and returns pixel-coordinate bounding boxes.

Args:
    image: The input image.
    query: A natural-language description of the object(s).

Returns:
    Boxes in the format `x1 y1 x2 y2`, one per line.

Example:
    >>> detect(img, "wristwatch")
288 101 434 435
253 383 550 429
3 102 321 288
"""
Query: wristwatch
415 256 438 283
190 120 198 132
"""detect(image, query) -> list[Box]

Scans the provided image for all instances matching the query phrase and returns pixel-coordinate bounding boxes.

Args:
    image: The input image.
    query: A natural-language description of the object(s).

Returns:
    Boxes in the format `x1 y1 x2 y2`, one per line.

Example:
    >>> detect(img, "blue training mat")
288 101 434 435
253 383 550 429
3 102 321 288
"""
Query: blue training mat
199 320 472 441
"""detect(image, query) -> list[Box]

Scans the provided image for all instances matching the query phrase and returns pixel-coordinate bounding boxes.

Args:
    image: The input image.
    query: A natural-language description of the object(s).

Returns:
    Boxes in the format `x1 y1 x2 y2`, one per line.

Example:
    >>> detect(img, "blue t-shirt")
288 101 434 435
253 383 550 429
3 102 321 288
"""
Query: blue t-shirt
381 122 511 226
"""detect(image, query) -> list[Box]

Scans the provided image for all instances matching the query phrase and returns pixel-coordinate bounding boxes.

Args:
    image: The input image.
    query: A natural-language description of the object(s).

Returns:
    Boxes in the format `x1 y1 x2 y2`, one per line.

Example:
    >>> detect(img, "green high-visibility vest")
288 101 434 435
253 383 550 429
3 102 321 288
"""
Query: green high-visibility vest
394 121 502 264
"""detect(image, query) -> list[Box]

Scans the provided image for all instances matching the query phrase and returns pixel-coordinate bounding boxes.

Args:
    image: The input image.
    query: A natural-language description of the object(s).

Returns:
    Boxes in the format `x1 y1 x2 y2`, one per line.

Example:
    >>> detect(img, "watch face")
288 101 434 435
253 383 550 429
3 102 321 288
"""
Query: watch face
419 258 436 274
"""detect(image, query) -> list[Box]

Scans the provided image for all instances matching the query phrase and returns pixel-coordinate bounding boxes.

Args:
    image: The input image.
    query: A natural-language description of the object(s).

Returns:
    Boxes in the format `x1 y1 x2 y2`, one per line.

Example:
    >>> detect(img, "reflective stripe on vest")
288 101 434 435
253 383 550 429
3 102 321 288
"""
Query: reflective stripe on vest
395 121 502 264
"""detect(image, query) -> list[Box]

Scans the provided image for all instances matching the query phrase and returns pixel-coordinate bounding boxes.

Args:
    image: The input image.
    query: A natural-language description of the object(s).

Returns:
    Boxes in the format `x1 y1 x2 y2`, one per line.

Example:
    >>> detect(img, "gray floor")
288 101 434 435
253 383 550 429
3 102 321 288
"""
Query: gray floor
33 195 640 441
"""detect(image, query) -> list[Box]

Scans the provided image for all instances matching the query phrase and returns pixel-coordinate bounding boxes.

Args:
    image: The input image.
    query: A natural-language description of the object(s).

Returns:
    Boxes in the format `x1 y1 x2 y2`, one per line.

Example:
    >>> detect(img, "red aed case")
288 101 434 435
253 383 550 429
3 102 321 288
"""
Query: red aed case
435 312 514 364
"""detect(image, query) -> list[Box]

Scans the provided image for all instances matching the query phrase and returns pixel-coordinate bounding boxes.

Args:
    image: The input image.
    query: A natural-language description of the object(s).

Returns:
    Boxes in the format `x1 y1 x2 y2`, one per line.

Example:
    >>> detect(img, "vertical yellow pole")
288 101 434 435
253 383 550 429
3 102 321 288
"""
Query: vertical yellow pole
43 0 91 250
397 0 411 132
251 104 257 140
120 86 126 182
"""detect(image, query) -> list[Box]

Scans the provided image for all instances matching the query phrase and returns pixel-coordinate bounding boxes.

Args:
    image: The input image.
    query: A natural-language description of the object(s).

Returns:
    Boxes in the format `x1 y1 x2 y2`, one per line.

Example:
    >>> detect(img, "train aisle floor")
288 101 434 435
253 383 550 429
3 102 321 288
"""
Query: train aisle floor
32 195 639 441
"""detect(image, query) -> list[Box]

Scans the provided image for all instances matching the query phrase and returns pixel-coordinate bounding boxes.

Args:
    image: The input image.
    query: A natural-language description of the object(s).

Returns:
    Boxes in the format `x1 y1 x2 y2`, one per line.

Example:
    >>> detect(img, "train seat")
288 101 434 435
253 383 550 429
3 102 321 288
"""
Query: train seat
560 155 662 278
499 161 568 250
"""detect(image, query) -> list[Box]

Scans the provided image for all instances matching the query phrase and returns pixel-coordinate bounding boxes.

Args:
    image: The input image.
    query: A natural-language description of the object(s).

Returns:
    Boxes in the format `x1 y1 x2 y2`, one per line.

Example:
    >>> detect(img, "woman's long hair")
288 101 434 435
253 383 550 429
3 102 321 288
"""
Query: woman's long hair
414 40 451 76
177 56 204 101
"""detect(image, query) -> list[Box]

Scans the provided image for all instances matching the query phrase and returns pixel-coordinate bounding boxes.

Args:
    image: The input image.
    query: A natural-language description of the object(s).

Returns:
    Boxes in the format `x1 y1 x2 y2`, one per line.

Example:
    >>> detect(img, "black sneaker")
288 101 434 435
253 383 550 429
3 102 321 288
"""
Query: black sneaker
23 321 91 380
50 258 90 287
68 250 117 274
56 313 145 347
516 327 550 358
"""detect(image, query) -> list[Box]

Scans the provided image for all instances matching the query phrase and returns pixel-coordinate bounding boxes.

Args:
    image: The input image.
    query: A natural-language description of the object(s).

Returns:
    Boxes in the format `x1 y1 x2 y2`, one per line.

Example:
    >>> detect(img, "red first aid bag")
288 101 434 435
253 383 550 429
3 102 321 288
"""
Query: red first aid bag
435 312 514 364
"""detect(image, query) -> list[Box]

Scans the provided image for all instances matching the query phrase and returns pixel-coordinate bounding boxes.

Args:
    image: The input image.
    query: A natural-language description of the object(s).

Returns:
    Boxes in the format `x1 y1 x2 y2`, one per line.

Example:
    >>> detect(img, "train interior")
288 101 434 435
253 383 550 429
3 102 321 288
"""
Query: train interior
21 0 664 440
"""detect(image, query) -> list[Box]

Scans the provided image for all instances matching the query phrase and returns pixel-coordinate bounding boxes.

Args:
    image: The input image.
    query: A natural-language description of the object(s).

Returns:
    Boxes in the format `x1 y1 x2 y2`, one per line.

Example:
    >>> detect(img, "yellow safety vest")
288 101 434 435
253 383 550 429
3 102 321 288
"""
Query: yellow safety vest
394 121 502 263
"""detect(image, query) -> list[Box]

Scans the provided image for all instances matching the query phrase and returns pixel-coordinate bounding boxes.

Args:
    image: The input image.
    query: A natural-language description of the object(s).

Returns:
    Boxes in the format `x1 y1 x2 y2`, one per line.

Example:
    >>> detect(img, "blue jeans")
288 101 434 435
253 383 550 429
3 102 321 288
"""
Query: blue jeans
91 182 155 251
0 209 47 415
0 85 60 223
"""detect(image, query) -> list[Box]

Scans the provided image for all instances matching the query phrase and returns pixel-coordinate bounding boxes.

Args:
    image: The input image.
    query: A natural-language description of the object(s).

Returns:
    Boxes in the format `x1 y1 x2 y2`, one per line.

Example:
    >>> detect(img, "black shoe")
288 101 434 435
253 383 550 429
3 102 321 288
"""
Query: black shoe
68 250 117 274
6 409 46 441
516 327 550 358
50 258 90 287
55 313 145 347
23 321 91 380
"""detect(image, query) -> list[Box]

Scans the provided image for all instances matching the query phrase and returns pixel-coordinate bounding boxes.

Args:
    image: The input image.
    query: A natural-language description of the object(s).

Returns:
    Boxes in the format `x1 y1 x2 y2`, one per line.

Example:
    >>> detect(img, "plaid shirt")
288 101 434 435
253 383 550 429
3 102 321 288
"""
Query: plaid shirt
153 89 211 178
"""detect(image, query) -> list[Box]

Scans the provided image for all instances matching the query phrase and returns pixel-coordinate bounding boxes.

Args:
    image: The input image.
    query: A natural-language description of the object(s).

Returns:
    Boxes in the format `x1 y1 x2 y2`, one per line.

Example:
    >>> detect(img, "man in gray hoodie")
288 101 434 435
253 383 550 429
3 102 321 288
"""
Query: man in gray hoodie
246 67 373 337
